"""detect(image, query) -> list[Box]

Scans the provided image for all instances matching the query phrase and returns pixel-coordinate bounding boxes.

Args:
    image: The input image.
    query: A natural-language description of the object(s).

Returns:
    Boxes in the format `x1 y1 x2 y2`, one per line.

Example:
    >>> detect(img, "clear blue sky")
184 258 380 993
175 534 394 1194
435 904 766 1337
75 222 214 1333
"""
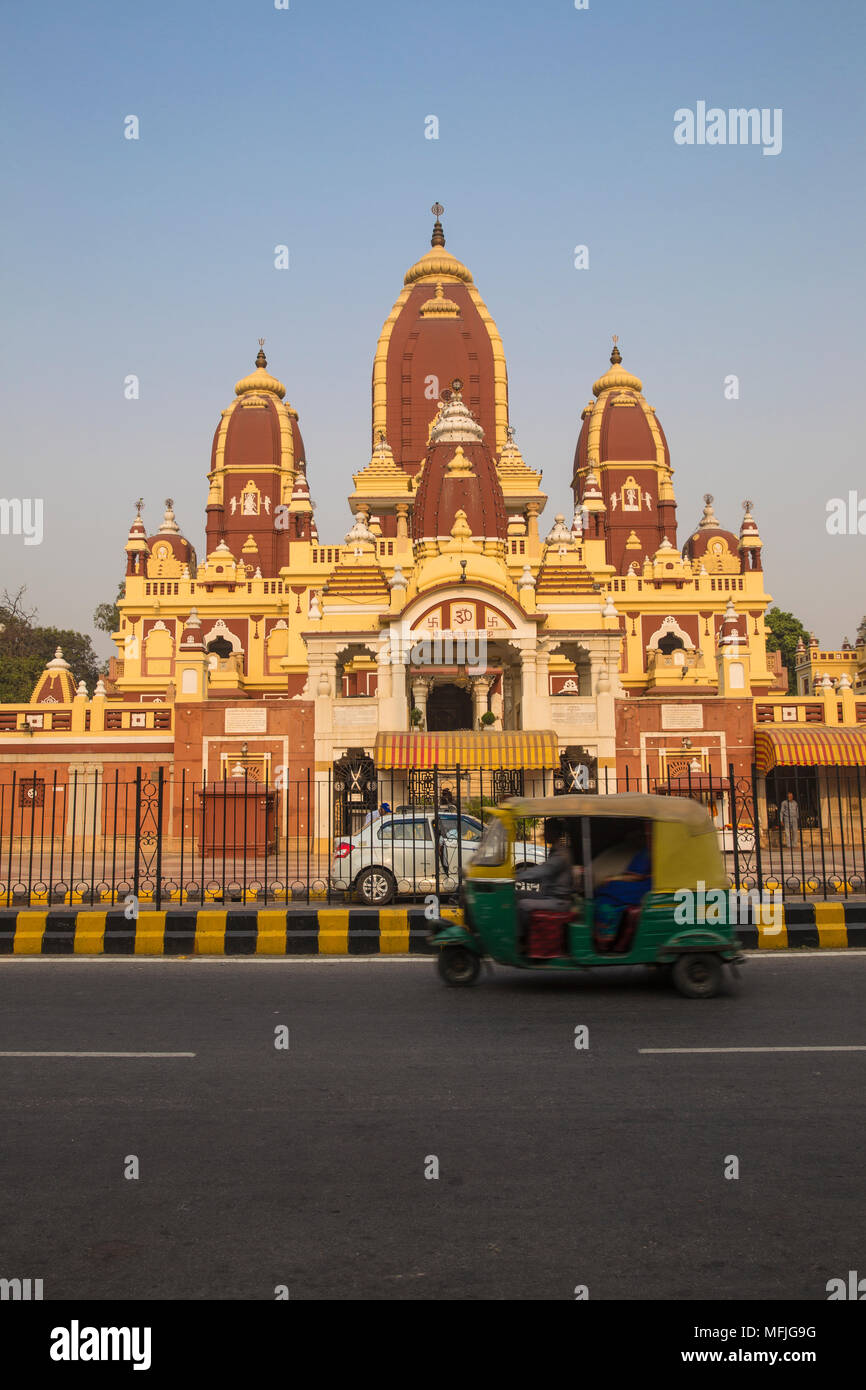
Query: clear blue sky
2 0 864 655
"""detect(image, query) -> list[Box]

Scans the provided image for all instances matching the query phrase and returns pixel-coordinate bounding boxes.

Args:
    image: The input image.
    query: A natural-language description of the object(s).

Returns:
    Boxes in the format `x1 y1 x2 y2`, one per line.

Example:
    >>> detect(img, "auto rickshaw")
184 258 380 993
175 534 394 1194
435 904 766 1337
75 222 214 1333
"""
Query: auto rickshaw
429 794 744 998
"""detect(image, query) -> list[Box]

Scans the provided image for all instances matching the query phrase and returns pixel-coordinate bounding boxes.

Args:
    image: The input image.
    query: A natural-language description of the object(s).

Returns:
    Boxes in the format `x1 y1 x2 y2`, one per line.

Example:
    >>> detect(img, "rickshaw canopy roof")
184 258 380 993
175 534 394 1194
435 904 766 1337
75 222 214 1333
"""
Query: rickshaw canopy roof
502 794 727 891
506 793 714 833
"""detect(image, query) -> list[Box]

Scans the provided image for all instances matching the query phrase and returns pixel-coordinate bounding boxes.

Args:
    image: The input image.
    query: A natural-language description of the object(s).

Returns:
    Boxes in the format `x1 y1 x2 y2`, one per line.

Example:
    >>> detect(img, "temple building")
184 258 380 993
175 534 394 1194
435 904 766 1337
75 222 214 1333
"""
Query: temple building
7 206 861 852
791 623 866 696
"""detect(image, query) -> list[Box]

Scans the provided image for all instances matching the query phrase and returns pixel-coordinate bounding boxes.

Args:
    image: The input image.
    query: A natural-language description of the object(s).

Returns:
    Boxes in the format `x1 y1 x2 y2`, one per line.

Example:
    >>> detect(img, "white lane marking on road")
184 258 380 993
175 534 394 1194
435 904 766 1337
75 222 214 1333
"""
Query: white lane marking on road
741 952 866 961
0 1051 196 1058
0 955 433 965
639 1046 866 1054
0 951 863 967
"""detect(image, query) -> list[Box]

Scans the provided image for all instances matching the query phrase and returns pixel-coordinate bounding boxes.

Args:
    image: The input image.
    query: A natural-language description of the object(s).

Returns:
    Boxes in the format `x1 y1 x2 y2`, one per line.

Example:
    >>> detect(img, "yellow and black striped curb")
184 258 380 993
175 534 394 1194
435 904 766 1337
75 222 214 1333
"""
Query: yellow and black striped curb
737 901 866 950
0 907 462 956
0 902 863 955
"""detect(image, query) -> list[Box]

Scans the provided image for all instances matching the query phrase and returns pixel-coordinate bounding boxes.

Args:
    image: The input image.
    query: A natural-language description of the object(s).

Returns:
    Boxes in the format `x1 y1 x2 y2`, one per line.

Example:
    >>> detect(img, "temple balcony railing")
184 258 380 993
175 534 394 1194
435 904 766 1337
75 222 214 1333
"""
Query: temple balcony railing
643 648 702 688
754 694 864 727
0 702 173 737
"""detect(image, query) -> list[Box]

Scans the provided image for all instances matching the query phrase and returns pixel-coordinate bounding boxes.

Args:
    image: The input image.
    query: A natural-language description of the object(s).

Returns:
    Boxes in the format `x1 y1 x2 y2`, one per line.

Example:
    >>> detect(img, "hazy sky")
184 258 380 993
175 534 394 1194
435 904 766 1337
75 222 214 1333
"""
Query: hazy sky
2 0 864 658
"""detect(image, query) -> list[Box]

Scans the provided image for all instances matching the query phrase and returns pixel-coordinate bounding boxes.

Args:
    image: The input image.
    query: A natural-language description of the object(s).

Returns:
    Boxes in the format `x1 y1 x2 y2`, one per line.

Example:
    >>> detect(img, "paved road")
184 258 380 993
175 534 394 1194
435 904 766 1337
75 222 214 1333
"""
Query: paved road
0 954 863 1300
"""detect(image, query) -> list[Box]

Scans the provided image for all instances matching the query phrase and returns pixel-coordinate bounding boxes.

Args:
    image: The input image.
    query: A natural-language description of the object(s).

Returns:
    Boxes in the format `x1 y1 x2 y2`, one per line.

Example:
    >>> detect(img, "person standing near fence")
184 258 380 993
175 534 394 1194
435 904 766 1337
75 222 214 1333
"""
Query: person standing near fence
780 791 800 849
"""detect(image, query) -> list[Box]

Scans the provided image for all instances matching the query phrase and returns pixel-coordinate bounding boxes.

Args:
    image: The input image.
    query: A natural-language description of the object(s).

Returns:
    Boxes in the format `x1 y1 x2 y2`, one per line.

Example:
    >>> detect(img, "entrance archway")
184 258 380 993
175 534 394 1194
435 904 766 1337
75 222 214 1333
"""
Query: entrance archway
206 636 235 659
425 683 473 732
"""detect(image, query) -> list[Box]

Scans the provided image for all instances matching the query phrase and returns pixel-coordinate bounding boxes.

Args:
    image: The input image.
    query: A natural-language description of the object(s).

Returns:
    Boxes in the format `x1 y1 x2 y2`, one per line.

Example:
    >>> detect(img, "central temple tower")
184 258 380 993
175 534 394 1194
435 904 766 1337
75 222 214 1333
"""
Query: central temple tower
371 205 509 481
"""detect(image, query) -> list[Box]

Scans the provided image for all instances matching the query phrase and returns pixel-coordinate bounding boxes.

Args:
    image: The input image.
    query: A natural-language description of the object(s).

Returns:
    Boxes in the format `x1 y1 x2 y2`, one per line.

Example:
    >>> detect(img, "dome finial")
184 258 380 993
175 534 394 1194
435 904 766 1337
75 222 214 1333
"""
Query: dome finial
160 498 180 534
431 202 445 248
235 345 286 399
610 334 622 366
699 493 719 528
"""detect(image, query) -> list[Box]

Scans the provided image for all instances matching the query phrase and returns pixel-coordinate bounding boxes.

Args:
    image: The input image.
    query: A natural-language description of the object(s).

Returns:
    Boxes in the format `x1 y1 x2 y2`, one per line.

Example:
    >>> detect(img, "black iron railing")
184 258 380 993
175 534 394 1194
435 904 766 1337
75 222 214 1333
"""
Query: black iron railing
0 762 863 907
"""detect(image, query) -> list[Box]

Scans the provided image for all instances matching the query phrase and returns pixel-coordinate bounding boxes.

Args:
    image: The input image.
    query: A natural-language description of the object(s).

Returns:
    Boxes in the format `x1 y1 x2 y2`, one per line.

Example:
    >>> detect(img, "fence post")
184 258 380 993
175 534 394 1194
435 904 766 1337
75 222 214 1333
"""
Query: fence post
751 762 763 894
455 763 463 885
433 766 440 900
835 765 848 899
155 766 164 911
178 769 186 907
728 762 740 894
306 766 311 902
133 767 142 900
5 770 17 908
857 765 866 894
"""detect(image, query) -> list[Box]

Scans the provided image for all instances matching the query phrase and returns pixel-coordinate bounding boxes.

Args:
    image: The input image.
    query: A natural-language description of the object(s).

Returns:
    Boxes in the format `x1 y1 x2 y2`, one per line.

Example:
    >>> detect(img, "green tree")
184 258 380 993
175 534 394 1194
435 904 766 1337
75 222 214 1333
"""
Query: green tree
0 587 104 703
93 582 125 635
764 606 811 695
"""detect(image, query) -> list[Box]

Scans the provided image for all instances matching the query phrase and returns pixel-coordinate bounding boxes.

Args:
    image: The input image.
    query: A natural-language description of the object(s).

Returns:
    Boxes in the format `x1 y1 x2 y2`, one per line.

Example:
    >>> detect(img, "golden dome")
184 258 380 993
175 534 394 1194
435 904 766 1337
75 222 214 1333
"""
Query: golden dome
592 342 643 397
234 344 286 399
404 211 473 285
404 249 473 286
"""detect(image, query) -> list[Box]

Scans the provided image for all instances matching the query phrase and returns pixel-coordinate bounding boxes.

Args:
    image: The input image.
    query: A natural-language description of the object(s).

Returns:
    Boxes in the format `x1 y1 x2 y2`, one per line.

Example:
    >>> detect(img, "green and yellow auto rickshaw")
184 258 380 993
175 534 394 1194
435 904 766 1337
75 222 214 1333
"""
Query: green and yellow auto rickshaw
429 794 744 998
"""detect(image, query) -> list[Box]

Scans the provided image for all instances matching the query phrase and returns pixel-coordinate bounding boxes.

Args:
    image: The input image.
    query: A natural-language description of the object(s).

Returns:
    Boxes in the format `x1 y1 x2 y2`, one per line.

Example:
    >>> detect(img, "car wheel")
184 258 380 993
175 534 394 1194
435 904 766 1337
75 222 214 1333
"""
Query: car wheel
672 953 722 999
436 946 481 987
356 866 397 906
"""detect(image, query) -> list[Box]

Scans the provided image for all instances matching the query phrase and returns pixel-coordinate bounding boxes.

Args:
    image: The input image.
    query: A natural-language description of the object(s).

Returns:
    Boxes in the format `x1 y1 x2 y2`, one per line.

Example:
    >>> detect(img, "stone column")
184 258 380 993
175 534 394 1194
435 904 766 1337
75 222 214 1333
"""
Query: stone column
395 503 409 540
71 683 88 735
490 678 504 727
411 675 432 727
313 658 335 735
309 651 338 858
471 676 492 727
378 651 408 730
533 644 552 730
501 667 515 731
376 647 393 702
595 657 617 785
520 649 537 730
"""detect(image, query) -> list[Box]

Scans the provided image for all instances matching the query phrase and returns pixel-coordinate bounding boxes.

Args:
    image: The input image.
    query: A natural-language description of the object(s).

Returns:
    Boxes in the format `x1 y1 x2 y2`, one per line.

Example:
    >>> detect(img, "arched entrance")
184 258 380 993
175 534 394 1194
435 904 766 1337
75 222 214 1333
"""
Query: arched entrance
206 636 235 659
425 682 473 732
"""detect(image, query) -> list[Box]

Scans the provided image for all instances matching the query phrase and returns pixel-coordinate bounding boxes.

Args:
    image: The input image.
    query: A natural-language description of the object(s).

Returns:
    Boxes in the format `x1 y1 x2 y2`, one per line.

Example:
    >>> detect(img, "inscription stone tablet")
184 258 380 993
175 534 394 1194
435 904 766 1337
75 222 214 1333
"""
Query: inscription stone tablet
225 708 268 734
660 703 704 730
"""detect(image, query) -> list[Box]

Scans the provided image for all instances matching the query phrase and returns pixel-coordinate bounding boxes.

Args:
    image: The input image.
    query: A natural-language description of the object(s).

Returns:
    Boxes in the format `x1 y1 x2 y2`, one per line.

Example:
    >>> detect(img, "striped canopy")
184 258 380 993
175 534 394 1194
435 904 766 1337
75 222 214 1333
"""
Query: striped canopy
374 730 558 771
755 725 866 774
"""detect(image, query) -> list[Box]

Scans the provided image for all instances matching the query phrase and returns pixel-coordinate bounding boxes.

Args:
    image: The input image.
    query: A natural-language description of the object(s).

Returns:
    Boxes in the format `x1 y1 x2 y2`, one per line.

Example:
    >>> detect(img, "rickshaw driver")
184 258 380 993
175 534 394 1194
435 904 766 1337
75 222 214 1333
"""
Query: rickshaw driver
515 818 575 942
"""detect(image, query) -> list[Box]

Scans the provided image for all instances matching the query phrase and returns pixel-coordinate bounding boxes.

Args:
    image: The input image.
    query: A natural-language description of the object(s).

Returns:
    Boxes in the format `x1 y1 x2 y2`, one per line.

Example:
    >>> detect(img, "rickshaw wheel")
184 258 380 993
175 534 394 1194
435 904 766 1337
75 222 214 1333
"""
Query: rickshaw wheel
672 953 722 999
437 946 482 987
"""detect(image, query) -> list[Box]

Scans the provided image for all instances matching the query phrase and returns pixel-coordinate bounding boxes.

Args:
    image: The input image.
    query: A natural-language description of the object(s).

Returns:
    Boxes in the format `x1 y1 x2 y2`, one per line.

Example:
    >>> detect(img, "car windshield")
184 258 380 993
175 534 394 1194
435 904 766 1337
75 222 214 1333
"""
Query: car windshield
472 817 509 867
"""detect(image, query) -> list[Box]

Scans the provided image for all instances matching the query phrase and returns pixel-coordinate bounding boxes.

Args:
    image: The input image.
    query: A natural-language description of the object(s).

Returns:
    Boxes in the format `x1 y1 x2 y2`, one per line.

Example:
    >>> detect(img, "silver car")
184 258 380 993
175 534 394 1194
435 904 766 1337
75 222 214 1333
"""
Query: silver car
330 810 547 905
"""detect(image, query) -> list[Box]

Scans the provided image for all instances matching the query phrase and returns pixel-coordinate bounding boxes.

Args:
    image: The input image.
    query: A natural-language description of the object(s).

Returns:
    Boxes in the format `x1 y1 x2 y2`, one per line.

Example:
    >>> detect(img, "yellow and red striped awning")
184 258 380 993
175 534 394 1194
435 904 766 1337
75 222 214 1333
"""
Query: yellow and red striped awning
755 726 866 774
374 730 558 771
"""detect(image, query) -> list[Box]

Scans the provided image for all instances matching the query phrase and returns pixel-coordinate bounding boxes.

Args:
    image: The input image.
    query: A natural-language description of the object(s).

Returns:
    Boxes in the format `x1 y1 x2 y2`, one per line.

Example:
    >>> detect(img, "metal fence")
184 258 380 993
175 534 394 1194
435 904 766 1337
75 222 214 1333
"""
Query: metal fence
0 762 863 907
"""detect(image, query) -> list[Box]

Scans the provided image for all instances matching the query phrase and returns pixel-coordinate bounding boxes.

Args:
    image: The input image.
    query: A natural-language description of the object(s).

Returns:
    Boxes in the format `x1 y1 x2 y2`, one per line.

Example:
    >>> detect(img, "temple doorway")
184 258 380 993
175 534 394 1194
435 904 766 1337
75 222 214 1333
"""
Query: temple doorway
425 682 473 732
206 636 235 659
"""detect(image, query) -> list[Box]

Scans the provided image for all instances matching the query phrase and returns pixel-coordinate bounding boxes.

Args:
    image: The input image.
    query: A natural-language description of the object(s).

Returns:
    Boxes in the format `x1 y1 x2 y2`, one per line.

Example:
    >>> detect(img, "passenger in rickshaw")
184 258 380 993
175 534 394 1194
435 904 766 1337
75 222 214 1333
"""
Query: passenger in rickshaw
593 824 652 952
